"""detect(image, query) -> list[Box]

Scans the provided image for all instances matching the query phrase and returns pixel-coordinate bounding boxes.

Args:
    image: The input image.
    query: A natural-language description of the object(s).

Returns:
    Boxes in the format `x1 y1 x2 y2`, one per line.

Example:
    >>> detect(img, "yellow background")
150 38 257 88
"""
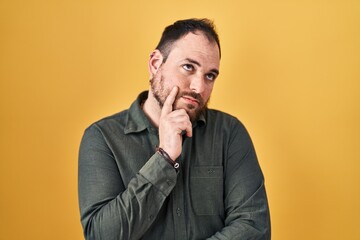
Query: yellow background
1 0 359 239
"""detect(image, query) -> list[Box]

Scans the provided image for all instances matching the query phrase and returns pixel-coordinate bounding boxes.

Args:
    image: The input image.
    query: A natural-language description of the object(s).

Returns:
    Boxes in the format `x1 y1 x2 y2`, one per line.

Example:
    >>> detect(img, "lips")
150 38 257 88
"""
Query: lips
182 96 200 105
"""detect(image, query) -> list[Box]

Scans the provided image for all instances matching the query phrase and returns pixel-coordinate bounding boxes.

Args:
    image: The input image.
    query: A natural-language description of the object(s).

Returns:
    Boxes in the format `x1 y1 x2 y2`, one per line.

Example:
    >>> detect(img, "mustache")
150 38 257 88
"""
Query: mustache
176 91 204 105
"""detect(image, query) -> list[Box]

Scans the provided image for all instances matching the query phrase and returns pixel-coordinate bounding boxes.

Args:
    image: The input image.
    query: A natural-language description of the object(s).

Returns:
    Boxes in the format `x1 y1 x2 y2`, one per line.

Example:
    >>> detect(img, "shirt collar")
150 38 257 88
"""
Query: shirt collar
124 91 206 134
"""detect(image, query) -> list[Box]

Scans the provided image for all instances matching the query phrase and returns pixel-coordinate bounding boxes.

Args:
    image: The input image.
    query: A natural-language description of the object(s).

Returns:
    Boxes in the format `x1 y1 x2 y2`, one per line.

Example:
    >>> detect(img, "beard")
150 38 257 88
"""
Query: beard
150 71 208 122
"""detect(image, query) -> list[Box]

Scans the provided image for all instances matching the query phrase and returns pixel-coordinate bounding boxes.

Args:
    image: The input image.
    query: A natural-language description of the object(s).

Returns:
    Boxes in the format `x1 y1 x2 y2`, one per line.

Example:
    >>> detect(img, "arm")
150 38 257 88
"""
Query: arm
78 124 177 240
208 121 271 240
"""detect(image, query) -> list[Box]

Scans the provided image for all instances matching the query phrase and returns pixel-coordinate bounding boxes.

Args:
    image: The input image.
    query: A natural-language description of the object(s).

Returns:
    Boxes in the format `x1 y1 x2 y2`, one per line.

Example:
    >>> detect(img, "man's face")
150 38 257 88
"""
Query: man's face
150 32 220 121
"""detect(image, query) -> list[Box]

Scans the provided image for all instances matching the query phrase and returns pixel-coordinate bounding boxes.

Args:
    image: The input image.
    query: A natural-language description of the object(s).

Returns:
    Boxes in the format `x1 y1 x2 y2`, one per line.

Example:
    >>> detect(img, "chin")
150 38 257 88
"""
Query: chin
174 101 206 122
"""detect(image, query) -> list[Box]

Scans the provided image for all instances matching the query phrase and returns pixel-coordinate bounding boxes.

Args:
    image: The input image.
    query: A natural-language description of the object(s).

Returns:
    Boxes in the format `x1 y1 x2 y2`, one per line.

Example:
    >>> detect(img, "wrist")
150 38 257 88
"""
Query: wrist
156 147 180 171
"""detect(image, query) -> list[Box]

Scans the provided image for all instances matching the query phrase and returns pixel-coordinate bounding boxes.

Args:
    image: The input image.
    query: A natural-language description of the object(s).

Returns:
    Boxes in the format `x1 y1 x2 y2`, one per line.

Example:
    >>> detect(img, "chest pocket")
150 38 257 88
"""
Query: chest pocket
190 166 224 216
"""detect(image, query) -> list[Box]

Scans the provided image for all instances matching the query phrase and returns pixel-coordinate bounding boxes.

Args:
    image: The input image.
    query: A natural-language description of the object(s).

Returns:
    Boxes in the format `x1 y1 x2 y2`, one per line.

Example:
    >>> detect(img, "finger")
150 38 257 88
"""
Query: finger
161 86 178 116
185 121 193 137
167 108 187 118
168 109 192 137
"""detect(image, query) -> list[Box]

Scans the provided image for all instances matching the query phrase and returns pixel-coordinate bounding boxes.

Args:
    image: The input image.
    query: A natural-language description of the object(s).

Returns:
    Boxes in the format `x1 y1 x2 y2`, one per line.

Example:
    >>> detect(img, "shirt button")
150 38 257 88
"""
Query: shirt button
166 179 172 186
176 207 181 216
149 215 154 221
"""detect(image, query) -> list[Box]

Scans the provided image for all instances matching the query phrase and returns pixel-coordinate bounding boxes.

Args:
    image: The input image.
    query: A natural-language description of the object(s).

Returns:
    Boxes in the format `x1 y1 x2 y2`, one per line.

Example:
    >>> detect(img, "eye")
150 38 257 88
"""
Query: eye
205 73 217 81
182 64 194 71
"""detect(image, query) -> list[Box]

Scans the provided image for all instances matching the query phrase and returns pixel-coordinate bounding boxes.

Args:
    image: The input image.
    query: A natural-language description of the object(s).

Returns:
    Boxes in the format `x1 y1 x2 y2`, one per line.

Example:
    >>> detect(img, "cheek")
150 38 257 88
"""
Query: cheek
203 84 214 100
162 67 182 83
165 72 190 90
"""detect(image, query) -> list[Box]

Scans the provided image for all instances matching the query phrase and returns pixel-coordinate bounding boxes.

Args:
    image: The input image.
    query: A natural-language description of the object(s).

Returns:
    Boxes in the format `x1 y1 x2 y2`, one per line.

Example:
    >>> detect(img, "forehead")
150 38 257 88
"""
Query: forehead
166 32 220 66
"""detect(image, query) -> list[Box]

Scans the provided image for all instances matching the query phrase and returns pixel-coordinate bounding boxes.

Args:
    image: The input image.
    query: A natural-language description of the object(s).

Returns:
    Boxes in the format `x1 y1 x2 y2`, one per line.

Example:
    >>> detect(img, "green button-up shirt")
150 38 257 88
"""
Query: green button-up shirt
78 91 270 240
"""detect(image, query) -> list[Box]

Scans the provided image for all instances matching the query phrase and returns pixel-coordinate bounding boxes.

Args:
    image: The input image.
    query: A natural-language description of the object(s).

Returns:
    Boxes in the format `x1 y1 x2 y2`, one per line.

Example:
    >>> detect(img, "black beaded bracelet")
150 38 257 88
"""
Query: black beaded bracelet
156 147 180 171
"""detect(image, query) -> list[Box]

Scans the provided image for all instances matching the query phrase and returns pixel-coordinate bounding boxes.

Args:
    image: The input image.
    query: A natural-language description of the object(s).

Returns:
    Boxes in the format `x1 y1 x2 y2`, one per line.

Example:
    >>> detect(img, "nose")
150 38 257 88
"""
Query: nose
189 75 205 94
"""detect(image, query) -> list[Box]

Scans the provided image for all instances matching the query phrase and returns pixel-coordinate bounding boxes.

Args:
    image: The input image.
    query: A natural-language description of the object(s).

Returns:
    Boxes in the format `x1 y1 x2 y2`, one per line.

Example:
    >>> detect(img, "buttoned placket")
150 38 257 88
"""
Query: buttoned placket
171 157 187 240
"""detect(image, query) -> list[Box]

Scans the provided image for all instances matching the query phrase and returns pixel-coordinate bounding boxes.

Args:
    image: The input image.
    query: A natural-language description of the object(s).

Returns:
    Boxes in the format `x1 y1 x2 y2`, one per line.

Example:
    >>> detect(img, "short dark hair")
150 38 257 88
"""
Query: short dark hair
155 18 221 62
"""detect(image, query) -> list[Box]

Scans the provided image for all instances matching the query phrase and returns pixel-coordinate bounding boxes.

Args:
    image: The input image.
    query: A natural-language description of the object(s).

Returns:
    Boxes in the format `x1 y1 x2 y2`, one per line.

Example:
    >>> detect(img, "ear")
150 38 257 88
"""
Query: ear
148 50 163 78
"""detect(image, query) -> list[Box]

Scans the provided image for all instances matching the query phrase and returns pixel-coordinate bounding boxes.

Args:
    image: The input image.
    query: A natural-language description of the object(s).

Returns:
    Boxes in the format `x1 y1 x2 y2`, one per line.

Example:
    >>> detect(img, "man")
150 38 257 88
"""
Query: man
78 18 271 240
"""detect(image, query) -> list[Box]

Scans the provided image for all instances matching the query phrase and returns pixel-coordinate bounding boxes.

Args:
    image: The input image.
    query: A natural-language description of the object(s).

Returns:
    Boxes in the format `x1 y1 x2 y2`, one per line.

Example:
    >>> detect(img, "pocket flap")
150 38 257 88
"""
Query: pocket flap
191 166 223 178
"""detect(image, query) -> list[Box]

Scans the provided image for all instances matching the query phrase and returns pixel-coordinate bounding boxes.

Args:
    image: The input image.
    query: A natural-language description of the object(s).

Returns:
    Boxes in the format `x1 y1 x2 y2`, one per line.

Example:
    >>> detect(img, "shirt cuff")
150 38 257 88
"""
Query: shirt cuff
139 152 178 196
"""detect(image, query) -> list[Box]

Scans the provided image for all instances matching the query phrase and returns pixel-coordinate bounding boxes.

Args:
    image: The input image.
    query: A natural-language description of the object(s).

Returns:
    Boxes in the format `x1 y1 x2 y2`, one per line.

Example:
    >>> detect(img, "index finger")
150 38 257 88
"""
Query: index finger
161 86 179 116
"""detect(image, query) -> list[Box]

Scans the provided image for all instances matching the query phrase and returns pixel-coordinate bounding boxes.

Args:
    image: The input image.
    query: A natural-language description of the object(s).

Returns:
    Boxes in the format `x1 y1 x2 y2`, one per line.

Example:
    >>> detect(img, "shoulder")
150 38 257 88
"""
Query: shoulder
84 109 129 136
204 108 252 142
206 108 245 129
95 109 129 126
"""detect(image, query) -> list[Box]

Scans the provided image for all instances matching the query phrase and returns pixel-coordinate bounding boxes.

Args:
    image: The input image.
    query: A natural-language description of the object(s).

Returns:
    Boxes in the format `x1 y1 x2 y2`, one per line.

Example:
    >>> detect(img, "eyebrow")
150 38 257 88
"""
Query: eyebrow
185 58 219 75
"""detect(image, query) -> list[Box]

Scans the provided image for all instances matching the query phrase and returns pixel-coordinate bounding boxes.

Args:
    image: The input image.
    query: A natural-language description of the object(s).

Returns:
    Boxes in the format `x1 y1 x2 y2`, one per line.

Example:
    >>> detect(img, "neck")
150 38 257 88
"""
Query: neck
142 90 162 128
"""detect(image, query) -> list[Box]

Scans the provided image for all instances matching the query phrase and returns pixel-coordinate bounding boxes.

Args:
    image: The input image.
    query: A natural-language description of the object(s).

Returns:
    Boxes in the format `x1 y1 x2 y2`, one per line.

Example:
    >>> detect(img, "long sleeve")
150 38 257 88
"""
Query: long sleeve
78 124 177 240
207 120 271 240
